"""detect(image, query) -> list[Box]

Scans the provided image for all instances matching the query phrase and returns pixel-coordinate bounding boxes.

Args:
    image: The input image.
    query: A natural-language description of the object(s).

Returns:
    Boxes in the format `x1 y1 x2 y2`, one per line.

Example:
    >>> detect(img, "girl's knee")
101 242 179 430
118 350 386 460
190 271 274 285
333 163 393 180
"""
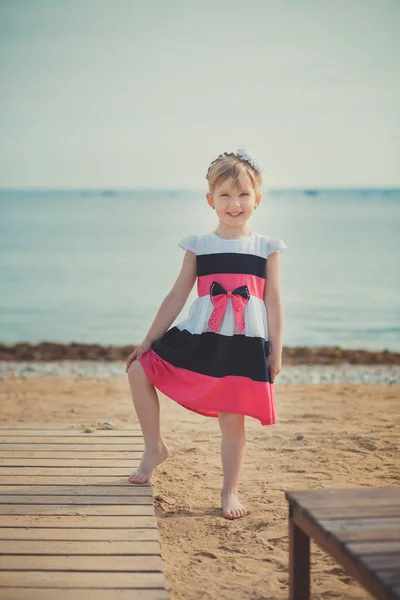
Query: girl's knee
218 412 245 434
127 359 144 382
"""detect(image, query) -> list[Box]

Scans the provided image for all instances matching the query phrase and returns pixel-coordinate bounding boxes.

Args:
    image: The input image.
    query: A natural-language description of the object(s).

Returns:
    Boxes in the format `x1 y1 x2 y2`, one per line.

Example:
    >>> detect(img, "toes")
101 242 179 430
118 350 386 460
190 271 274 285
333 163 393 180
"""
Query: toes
222 499 247 519
222 508 247 519
231 508 246 518
129 472 149 484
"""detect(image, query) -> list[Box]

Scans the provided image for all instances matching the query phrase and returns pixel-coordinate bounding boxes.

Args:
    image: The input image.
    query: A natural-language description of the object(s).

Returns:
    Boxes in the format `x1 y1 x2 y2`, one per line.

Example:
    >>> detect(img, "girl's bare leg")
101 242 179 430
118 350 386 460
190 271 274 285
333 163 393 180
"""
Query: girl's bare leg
218 412 248 519
126 360 168 484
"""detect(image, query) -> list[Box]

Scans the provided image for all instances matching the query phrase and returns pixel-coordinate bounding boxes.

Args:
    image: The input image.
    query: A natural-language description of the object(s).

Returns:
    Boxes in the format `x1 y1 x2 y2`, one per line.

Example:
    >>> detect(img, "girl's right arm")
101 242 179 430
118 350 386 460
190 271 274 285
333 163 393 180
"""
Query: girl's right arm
126 249 197 370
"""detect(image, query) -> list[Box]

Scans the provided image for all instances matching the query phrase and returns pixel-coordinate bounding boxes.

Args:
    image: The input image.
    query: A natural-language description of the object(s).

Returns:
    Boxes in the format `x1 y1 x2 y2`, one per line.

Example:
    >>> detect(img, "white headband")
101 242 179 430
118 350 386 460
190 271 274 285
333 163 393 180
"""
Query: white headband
232 148 263 174
206 148 264 179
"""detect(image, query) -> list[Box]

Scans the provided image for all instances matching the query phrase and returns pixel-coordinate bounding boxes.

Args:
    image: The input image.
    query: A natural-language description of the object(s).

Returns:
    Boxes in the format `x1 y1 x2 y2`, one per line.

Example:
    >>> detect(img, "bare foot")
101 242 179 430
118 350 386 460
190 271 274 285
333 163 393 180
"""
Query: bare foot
129 443 169 484
221 490 247 519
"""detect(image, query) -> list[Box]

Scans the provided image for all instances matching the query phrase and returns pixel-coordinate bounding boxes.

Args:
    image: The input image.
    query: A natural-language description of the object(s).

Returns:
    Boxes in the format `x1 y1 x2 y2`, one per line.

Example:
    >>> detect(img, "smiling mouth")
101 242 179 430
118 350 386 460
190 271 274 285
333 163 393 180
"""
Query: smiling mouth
227 212 243 217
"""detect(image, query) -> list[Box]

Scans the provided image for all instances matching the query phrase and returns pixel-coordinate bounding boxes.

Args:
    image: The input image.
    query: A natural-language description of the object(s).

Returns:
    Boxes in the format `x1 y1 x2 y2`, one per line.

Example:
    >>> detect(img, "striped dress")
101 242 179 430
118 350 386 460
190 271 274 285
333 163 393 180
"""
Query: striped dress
139 230 288 426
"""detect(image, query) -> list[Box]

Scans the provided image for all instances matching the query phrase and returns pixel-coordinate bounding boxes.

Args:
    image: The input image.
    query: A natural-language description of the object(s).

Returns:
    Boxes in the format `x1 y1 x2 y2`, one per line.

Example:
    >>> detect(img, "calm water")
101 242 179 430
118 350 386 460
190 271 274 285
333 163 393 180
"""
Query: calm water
1 188 399 351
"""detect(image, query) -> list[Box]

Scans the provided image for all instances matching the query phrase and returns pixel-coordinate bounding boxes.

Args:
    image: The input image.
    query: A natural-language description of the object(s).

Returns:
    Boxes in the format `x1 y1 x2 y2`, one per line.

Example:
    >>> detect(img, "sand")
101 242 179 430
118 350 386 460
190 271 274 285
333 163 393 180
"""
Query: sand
1 375 399 600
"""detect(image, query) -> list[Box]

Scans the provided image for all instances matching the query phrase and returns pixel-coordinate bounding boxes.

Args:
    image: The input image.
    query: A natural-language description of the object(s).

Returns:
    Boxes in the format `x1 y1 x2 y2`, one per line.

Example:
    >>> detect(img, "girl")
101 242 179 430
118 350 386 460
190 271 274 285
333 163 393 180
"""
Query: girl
126 149 287 520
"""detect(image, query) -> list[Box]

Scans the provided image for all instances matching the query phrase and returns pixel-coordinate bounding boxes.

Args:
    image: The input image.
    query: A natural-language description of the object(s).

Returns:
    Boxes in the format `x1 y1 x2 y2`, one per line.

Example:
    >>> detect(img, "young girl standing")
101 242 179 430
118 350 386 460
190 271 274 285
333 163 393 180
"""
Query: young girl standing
126 149 287 520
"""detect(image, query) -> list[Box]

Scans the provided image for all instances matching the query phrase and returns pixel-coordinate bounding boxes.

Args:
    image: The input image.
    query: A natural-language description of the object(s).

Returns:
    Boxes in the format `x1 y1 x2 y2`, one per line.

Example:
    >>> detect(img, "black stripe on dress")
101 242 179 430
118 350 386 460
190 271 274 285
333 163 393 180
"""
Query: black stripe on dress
151 327 272 382
197 253 267 279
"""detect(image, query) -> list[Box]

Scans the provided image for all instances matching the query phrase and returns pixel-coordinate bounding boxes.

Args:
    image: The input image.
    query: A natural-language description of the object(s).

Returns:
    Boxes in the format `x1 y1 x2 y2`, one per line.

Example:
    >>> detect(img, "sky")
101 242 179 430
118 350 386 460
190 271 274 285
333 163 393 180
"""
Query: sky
0 0 399 190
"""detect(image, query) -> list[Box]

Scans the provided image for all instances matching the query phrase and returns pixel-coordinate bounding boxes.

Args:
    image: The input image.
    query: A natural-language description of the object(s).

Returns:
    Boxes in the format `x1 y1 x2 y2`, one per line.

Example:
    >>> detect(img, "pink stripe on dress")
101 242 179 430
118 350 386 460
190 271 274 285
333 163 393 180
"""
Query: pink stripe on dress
197 273 265 299
139 349 276 426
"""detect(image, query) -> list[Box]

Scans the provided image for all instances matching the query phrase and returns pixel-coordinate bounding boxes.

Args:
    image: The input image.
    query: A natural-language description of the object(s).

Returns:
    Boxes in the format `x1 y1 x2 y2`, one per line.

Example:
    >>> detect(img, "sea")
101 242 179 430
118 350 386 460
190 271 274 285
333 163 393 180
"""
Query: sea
0 188 399 352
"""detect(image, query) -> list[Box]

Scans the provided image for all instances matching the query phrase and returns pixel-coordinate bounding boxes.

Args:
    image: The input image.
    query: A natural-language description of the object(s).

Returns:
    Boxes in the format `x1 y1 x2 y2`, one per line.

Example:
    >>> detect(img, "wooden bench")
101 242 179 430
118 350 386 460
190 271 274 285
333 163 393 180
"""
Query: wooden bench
285 487 400 600
0 422 168 599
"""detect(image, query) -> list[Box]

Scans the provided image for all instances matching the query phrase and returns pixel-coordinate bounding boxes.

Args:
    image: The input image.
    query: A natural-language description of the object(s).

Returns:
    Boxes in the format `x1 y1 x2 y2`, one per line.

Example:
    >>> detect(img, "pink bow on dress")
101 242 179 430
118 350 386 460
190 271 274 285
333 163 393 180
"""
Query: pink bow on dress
208 281 250 334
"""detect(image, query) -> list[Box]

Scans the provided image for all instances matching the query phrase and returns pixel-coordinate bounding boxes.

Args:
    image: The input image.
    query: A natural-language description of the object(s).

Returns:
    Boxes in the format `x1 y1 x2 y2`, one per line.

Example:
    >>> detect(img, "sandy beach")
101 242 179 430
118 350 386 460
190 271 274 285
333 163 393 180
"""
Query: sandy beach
2 0 399 596
1 368 399 600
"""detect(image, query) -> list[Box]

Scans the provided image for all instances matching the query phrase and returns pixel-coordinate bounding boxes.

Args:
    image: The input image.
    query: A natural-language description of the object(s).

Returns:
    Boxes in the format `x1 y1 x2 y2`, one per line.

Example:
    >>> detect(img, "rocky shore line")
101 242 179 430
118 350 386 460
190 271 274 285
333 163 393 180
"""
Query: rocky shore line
1 341 399 365
1 360 399 384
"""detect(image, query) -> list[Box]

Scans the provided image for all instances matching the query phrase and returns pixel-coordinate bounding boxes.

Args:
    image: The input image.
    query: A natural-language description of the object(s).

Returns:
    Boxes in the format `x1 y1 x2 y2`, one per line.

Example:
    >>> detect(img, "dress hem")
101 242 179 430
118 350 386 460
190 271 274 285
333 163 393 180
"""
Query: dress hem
172 398 277 426
139 350 276 427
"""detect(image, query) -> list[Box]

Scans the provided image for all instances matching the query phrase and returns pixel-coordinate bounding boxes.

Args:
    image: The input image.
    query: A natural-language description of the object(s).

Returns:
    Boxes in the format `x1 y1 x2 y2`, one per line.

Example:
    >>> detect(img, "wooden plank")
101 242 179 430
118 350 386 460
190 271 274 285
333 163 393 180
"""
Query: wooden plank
286 489 400 600
0 468 137 476
287 487 400 499
0 443 144 449
0 478 144 494
0 556 163 571
0 424 168 598
0 516 157 527
0 505 155 516
0 423 142 430
0 496 154 505
0 540 161 554
376 569 400 586
347 541 400 555
0 445 142 452
320 517 400 529
0 431 141 437
0 452 140 459
0 434 143 447
287 487 400 505
319 517 400 542
302 497 400 509
0 459 143 466
360 553 400 571
0 528 160 541
290 503 397 600
0 590 168 600
0 572 166 588
0 485 154 495
303 505 400 519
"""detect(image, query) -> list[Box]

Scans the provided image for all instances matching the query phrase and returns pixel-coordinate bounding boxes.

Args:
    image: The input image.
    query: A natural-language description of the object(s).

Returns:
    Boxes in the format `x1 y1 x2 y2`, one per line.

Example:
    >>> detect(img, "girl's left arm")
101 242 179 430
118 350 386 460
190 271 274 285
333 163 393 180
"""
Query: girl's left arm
264 252 284 376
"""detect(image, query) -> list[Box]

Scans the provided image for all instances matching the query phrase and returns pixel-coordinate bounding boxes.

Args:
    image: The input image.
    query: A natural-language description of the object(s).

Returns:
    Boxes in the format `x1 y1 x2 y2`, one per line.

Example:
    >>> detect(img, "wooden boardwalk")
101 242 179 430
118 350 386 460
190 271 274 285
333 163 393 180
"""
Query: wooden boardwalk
286 487 400 600
0 423 168 600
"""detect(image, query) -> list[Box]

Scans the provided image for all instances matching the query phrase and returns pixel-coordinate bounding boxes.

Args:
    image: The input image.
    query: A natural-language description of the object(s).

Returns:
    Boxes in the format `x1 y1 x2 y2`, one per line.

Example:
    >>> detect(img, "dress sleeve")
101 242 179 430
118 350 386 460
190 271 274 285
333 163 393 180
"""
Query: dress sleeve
177 234 197 254
267 236 288 256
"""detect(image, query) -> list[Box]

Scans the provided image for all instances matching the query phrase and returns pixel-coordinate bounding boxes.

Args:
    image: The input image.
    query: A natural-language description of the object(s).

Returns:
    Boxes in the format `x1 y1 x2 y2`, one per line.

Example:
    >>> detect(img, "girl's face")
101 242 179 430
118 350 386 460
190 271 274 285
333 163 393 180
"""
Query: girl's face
206 178 261 231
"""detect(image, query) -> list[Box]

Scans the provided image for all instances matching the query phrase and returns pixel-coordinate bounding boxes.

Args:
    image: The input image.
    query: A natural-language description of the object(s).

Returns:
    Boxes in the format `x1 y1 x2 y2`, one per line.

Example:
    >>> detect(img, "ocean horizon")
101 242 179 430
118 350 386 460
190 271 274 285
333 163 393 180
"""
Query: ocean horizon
1 188 399 352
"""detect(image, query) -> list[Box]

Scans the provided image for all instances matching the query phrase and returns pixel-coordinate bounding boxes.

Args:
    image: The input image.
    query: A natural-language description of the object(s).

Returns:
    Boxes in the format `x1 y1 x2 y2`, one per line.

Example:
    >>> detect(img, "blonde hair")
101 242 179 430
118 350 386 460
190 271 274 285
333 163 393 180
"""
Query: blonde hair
206 151 263 194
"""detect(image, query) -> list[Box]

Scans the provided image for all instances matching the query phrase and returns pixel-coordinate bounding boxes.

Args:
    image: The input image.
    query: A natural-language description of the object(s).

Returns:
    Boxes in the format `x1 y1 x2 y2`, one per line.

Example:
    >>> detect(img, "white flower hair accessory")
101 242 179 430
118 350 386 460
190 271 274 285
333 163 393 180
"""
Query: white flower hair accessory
233 148 264 174
205 147 264 179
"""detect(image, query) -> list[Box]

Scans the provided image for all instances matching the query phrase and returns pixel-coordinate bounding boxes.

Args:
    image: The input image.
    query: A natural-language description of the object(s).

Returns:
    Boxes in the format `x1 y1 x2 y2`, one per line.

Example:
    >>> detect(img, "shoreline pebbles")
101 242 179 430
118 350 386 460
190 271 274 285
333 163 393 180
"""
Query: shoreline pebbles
1 360 399 384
